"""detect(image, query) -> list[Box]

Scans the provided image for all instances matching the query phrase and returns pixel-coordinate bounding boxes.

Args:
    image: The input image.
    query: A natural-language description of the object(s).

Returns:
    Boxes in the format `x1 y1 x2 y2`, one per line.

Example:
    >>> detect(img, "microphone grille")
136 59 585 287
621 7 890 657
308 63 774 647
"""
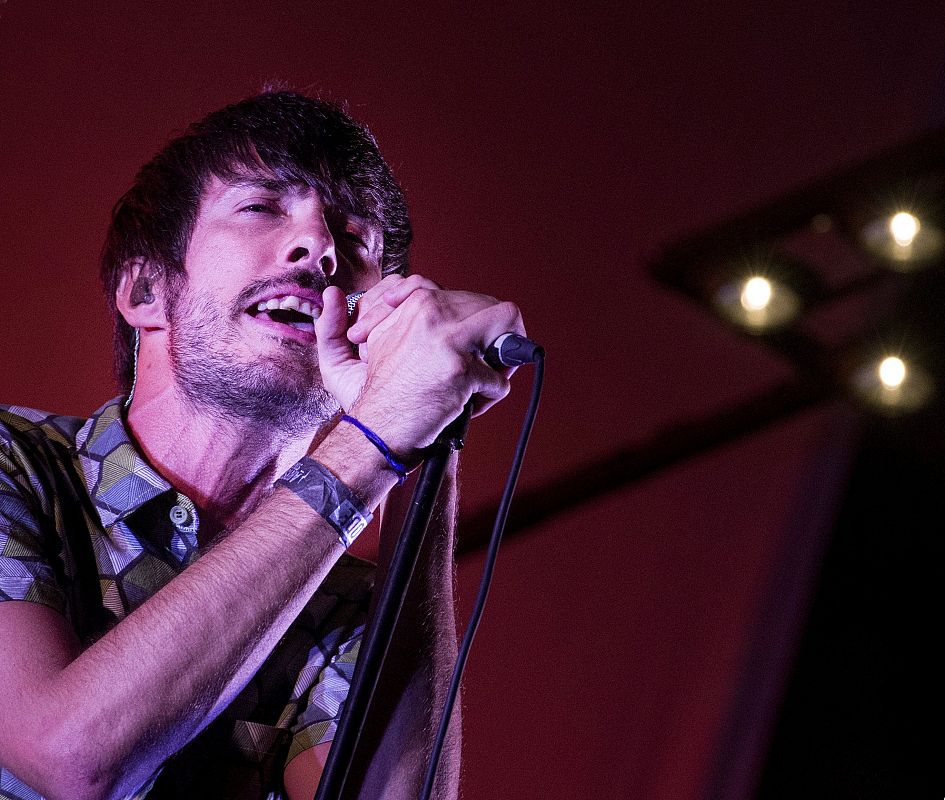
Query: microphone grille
346 292 365 317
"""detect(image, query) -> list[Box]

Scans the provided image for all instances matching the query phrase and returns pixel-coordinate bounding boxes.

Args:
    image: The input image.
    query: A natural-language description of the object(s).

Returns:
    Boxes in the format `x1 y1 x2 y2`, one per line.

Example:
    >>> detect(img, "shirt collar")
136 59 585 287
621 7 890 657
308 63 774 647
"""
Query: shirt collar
75 397 174 530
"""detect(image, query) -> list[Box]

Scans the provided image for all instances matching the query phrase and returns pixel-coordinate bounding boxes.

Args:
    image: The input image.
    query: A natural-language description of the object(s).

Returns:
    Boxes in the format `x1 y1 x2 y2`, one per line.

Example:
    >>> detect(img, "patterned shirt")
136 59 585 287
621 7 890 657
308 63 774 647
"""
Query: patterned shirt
0 397 373 800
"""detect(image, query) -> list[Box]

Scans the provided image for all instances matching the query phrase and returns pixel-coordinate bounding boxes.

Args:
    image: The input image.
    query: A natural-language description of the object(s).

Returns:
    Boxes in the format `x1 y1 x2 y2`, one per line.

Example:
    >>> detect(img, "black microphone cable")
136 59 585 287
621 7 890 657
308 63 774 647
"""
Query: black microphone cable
419 345 545 800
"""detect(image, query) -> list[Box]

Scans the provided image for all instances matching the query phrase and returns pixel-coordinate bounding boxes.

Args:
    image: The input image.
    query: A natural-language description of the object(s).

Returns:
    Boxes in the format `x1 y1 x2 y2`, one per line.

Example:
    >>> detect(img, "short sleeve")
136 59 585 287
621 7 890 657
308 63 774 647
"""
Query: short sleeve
286 628 363 765
0 442 67 613
284 554 374 767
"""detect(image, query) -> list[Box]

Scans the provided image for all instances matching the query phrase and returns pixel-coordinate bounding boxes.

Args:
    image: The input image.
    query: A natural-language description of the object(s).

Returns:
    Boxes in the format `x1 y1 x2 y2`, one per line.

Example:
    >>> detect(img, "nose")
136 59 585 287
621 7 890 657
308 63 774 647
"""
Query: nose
283 209 337 277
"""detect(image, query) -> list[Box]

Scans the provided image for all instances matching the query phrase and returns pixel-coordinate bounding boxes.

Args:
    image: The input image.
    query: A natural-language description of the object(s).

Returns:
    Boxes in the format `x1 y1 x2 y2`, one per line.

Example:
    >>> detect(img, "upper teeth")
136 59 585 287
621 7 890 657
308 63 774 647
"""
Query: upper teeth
256 295 317 318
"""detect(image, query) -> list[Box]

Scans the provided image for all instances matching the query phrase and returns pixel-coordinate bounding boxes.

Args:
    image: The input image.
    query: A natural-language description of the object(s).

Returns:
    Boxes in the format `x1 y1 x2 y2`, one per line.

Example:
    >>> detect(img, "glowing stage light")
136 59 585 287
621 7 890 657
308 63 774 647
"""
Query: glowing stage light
740 276 773 311
889 212 920 247
713 272 801 333
877 356 906 389
860 209 943 268
850 353 933 414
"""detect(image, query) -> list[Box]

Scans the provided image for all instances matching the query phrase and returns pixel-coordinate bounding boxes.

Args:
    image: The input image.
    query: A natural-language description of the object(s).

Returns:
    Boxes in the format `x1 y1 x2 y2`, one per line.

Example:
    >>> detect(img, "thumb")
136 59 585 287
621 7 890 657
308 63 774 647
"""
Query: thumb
316 286 357 371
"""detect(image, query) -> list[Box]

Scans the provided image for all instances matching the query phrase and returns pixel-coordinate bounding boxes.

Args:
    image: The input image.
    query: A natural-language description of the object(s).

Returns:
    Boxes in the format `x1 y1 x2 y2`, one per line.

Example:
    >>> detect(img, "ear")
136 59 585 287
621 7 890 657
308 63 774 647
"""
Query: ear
116 259 169 330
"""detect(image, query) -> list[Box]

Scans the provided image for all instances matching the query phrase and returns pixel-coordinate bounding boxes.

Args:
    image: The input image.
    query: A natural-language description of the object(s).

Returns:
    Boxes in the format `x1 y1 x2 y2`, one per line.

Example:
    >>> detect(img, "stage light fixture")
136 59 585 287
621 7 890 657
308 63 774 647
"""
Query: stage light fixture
711 262 809 334
850 352 934 414
714 274 800 332
652 128 945 422
859 209 944 268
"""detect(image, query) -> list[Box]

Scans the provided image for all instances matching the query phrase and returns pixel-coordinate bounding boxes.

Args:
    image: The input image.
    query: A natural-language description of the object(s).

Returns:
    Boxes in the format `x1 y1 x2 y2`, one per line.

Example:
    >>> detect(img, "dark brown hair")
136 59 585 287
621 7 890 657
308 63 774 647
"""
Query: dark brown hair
101 91 411 390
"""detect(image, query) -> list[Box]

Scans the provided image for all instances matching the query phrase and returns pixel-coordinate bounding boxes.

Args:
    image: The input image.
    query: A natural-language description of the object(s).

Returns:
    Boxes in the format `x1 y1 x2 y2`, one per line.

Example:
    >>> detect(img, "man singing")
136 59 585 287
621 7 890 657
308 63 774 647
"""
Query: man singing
0 91 525 799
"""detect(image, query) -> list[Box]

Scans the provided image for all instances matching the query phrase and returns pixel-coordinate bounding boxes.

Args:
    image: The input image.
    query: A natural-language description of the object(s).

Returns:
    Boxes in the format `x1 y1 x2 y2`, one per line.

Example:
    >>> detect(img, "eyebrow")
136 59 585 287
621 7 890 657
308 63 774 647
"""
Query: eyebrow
225 177 294 193
219 176 377 231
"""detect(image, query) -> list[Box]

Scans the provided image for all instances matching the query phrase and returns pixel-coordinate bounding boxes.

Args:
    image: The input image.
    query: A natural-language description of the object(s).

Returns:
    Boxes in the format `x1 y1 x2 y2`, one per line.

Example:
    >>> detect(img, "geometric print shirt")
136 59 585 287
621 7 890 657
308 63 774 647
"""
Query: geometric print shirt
0 397 373 800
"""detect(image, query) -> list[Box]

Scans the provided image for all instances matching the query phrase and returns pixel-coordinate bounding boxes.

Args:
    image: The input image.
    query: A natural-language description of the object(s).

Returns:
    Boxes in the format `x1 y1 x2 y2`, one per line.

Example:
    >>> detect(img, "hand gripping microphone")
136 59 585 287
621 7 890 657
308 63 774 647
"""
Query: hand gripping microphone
346 292 543 368
320 292 545 800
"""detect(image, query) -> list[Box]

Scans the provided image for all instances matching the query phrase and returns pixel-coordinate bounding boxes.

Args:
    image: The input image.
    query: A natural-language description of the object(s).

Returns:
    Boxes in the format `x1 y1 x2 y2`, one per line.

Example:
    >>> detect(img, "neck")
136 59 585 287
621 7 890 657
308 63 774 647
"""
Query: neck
125 378 328 542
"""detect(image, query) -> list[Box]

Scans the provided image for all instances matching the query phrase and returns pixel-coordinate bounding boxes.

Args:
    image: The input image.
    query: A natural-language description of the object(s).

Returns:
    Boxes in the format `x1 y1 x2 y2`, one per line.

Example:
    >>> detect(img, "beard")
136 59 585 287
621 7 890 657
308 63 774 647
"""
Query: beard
165 282 339 435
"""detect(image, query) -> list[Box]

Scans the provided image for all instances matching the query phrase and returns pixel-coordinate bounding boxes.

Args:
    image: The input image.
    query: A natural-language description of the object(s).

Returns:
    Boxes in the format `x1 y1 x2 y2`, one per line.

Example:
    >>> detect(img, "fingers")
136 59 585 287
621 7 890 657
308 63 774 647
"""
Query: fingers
461 300 523 414
315 286 358 372
466 358 513 417
316 286 371 411
347 274 442 344
380 274 443 306
471 299 527 344
340 279 527 451
359 286 525 377
456 299 527 371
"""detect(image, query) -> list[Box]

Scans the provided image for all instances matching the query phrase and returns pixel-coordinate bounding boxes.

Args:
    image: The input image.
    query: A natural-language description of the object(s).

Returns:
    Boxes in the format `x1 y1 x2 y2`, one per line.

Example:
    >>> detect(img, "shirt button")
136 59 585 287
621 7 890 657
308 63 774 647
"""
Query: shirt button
169 505 190 527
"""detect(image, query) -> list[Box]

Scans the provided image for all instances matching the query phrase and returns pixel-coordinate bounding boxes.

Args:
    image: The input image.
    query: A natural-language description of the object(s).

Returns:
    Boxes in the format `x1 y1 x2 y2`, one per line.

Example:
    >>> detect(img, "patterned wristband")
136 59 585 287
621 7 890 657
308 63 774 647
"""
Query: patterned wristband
275 457 373 548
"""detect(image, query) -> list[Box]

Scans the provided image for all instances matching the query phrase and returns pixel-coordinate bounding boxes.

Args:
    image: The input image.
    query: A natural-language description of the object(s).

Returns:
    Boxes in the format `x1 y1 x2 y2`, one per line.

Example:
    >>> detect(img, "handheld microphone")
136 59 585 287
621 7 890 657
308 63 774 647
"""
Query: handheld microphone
346 291 365 317
345 292 543 369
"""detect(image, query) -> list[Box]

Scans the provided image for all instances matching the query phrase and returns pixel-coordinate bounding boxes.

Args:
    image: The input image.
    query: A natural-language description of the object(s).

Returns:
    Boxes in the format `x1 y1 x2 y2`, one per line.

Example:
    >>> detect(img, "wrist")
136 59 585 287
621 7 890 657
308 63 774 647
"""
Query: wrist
342 398 427 471
339 415 408 485
309 417 402 509
275 457 372 549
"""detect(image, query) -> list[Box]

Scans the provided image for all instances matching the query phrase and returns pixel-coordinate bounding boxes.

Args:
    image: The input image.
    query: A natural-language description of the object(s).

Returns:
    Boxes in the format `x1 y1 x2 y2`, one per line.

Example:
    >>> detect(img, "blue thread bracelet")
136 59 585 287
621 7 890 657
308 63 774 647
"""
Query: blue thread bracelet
340 415 408 485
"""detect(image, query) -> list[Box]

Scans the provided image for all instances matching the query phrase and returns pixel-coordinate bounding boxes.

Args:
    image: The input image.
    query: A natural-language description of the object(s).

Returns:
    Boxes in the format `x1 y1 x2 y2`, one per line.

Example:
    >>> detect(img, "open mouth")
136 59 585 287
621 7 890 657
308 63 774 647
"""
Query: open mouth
245 294 320 335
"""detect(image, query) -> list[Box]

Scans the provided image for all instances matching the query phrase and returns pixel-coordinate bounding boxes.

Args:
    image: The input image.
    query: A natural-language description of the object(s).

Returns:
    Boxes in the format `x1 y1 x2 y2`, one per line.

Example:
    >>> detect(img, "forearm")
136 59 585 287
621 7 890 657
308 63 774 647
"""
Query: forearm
10 427 397 800
16 492 336 800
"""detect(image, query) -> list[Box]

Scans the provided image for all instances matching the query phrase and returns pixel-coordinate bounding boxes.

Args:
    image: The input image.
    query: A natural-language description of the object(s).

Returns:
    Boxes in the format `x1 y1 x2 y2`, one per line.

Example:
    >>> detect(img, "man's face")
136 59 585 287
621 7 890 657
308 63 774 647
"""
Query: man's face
165 173 384 431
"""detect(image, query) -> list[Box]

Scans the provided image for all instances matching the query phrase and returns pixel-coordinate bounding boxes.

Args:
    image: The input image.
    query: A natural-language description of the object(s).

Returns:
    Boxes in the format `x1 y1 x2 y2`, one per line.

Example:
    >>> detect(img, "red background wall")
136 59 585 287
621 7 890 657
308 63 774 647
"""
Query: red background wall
1 3 944 797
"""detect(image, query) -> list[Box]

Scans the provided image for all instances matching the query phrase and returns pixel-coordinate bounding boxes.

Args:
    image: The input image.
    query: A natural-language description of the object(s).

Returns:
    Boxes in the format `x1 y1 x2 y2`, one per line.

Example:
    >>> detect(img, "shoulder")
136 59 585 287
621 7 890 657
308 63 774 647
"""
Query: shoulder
0 404 87 453
0 404 88 511
0 405 89 615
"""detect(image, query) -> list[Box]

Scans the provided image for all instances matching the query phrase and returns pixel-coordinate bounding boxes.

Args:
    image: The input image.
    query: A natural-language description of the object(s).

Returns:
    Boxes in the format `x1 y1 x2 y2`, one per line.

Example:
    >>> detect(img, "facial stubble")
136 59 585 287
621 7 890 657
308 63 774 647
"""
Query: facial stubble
166 287 340 435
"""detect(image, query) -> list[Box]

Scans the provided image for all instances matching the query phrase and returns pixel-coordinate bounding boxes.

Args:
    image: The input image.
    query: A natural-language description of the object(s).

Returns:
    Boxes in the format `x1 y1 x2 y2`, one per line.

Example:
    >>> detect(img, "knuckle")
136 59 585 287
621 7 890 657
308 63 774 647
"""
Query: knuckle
498 300 522 323
380 272 405 288
410 274 440 289
444 350 468 379
413 289 446 322
407 272 442 289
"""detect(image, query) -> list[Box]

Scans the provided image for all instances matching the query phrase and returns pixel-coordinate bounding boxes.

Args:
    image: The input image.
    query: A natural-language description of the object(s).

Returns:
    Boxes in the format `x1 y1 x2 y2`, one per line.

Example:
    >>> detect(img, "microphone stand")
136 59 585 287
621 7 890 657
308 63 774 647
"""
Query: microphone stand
312 403 473 800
